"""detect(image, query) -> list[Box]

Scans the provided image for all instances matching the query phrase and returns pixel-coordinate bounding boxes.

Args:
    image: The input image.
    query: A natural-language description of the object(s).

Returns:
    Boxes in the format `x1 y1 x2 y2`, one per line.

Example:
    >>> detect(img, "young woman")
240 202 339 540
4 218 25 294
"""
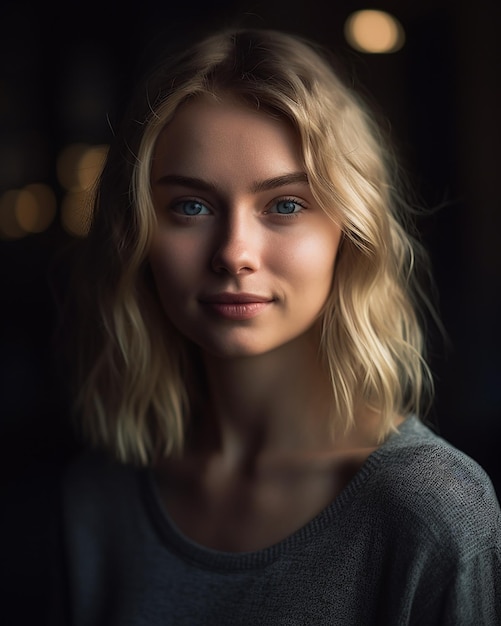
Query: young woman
58 27 501 625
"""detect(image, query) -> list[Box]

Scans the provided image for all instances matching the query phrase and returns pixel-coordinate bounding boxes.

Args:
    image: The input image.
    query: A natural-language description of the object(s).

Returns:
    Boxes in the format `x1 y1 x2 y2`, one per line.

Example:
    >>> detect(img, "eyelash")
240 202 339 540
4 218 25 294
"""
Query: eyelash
265 197 306 219
170 198 211 216
168 196 307 221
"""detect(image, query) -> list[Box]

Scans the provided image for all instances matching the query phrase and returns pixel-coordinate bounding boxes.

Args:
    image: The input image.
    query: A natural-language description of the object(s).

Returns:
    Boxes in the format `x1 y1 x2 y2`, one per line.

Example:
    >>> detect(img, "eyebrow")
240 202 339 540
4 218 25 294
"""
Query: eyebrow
155 172 309 193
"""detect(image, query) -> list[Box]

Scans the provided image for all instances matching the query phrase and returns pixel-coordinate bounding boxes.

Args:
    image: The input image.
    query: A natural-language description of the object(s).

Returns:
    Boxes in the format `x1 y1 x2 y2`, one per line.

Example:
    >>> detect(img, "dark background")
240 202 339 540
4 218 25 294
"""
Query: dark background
1 0 500 500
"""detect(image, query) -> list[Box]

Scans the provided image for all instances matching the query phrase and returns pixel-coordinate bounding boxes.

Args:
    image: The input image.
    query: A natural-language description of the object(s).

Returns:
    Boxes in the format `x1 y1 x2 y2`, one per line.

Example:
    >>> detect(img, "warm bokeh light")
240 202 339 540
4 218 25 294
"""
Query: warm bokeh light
56 143 89 191
15 184 57 234
57 143 108 192
57 142 108 236
344 10 405 54
60 189 93 237
76 144 108 190
0 184 57 239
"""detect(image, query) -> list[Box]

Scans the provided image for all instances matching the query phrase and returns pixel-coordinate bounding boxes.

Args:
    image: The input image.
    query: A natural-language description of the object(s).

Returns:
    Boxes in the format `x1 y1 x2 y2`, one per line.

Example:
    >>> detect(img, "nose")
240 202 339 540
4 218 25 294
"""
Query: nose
211 209 260 275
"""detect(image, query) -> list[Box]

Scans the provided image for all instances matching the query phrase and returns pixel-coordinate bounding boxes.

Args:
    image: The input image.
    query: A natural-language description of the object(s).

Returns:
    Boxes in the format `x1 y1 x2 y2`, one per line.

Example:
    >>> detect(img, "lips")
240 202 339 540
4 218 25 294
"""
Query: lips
200 292 273 304
199 293 273 320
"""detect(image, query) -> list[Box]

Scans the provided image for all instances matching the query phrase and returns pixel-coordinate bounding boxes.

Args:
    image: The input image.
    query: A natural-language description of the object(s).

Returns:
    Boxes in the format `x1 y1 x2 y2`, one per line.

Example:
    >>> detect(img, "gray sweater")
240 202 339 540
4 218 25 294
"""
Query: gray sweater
61 417 501 625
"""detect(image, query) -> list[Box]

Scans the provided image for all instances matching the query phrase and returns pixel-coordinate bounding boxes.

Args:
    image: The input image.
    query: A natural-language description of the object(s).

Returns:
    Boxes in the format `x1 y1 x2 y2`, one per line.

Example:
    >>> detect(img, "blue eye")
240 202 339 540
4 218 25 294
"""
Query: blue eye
175 200 210 216
269 199 304 214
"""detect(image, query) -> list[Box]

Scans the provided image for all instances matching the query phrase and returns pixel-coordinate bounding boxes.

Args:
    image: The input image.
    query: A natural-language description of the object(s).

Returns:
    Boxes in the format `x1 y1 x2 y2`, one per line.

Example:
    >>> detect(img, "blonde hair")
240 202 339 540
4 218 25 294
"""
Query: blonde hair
69 28 436 465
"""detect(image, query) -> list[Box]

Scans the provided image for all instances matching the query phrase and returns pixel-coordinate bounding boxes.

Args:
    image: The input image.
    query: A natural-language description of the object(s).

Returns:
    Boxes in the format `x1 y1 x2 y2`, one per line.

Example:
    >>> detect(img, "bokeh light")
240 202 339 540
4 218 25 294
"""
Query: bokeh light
60 189 93 237
15 184 57 234
0 184 56 239
57 143 86 192
57 142 108 236
344 10 405 54
56 142 108 192
76 144 108 190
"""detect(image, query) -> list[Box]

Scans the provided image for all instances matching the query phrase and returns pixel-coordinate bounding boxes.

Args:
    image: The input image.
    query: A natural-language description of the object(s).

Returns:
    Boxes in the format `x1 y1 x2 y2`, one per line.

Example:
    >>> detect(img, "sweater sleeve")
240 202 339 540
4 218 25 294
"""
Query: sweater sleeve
414 520 501 625
382 426 501 626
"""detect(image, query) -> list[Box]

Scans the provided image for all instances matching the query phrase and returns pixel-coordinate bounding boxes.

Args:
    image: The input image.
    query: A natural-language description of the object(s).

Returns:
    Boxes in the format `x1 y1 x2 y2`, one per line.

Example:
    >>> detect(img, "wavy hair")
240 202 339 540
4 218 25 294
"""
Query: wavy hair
68 28 437 465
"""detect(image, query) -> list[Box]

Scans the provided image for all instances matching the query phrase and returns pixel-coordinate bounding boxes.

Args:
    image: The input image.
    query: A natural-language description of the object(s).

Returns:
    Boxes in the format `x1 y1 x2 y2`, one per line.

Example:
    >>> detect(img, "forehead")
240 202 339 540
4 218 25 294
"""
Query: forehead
150 94 303 183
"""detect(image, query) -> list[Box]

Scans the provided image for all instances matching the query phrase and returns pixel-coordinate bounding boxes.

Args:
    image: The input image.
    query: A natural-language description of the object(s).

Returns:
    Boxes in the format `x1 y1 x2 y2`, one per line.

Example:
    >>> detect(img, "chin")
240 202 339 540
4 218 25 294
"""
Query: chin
202 343 275 360
198 332 316 361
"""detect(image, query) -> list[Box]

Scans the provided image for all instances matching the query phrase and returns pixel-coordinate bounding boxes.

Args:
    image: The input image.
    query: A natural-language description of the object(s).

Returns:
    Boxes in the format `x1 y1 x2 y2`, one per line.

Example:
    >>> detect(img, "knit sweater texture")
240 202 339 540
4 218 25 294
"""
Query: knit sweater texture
61 416 501 625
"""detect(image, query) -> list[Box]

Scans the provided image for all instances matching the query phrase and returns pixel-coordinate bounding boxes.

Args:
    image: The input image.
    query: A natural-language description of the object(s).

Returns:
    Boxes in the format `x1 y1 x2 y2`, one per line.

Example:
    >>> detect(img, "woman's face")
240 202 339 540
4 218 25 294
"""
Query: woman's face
149 95 342 358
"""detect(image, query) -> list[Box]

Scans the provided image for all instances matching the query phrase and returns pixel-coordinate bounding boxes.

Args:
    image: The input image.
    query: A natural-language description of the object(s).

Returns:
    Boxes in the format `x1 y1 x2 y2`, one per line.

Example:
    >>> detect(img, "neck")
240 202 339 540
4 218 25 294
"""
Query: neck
192 328 337 468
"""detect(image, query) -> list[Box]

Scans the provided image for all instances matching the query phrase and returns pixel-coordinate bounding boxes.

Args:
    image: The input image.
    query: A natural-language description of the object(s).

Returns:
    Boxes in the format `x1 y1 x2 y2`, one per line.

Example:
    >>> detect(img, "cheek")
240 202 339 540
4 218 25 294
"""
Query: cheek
149 235 203 288
148 247 192 331
275 229 340 286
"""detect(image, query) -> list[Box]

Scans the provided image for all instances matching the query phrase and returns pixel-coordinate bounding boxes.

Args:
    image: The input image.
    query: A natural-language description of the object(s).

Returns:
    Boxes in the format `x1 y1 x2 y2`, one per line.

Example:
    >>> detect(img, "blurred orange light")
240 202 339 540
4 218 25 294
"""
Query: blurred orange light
61 189 93 237
77 144 108 190
344 10 405 54
57 143 109 236
15 184 57 234
57 143 88 191
57 143 108 192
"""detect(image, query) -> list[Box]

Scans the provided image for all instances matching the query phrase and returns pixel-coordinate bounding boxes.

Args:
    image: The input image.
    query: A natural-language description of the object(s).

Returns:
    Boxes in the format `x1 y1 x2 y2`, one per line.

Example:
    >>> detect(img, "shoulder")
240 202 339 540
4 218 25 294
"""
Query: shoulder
63 446 141 491
62 448 144 530
370 416 501 554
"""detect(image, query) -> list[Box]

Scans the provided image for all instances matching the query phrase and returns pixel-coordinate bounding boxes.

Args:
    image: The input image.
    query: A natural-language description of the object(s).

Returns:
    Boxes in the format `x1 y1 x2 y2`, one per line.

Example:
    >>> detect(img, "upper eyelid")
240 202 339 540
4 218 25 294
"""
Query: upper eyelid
165 192 309 212
170 197 213 210
266 196 307 210
162 198 213 221
274 196 306 205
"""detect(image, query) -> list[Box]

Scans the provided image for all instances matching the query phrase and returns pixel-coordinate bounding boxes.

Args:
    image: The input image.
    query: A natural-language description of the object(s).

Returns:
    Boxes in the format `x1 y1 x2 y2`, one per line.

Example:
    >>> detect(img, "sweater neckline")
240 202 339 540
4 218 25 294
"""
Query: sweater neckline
141 416 420 571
